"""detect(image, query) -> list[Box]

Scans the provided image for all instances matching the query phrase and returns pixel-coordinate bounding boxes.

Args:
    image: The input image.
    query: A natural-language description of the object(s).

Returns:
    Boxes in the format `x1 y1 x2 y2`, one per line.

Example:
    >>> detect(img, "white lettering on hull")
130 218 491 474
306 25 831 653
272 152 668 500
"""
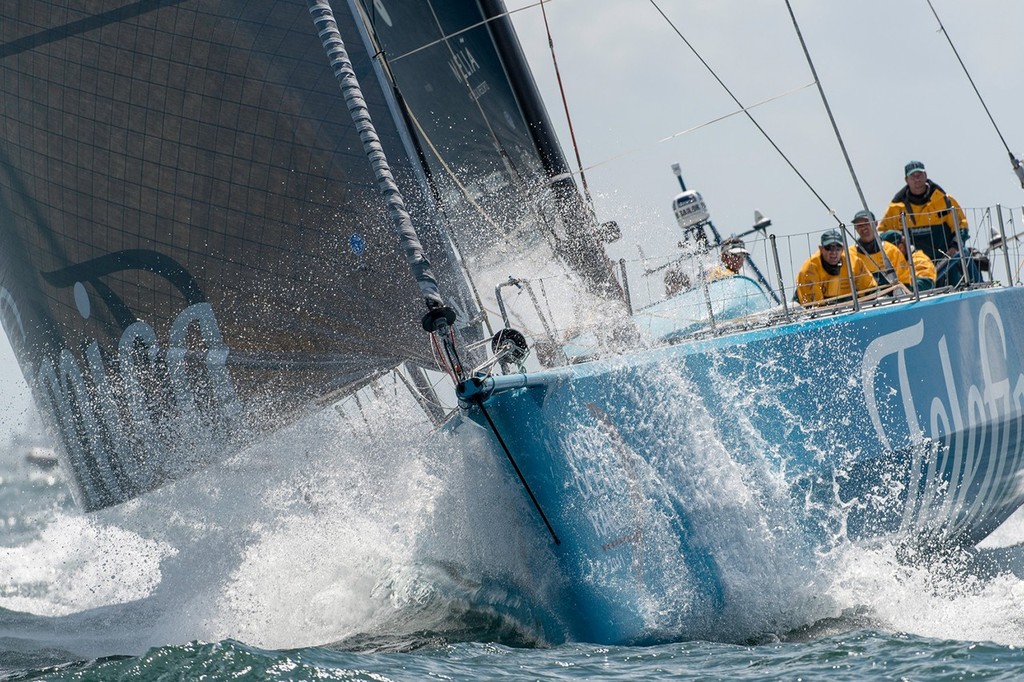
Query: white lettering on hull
862 301 1024 537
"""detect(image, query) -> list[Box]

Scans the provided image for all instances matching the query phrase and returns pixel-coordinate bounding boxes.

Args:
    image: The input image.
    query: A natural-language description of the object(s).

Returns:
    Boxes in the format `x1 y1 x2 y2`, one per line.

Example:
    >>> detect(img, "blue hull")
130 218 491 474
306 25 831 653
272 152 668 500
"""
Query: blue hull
458 286 1024 644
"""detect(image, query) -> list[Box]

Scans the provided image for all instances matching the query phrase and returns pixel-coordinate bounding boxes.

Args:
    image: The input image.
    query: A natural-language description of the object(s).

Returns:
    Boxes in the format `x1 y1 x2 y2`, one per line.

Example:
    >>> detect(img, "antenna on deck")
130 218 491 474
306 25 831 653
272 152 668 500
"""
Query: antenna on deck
670 163 719 246
668 164 782 304
672 162 687 192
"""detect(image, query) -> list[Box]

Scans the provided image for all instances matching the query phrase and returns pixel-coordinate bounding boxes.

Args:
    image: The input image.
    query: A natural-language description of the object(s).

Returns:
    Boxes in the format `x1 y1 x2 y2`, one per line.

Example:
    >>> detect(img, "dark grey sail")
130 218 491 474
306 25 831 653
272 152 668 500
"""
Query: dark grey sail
0 0 475 510
354 0 619 295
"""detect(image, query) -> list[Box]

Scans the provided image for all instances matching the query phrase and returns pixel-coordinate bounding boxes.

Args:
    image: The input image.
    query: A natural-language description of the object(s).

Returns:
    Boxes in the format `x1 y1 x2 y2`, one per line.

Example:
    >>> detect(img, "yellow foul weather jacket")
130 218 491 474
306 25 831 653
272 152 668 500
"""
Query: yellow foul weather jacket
796 250 876 306
853 241 913 286
878 181 968 261
910 248 937 287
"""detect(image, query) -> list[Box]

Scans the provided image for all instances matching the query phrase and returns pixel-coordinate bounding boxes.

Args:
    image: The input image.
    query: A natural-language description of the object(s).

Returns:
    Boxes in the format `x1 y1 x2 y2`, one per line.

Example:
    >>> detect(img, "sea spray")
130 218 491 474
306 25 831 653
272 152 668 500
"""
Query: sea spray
23 381 565 654
621 357 834 642
9 378 1024 659
8 359 1024 658
0 399 410 653
821 534 1024 646
0 513 172 618
209 399 561 649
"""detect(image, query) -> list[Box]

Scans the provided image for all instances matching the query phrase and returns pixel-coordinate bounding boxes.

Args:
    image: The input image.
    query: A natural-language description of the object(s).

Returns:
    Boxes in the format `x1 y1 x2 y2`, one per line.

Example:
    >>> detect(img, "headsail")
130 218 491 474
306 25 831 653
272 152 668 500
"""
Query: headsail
355 0 621 297
0 0 471 510
0 0 622 511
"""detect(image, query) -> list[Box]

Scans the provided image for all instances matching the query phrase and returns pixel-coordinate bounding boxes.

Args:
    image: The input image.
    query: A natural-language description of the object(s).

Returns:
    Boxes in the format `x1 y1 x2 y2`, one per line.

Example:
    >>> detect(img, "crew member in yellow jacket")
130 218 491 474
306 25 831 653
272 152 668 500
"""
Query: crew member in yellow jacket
796 229 877 306
851 210 912 287
706 237 749 281
879 160 967 259
878 160 978 285
880 230 937 290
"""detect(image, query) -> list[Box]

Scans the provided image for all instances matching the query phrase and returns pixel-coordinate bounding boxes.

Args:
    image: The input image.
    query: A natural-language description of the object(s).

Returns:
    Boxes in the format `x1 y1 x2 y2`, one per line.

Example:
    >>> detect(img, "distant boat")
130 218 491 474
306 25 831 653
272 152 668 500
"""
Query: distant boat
5 413 59 471
2 0 1024 646
23 445 59 471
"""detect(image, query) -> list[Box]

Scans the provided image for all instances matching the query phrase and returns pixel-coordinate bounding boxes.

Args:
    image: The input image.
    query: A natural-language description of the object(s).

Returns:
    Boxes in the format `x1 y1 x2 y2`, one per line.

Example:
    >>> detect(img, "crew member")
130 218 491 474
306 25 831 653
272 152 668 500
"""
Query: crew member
851 210 911 287
707 237 749 280
880 230 936 291
878 160 978 285
796 229 876 306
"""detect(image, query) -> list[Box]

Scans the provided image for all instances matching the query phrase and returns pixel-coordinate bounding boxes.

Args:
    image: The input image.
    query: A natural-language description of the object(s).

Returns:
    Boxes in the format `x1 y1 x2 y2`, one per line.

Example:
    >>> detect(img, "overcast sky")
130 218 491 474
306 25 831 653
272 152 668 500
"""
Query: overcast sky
3 0 1023 443
507 0 1024 265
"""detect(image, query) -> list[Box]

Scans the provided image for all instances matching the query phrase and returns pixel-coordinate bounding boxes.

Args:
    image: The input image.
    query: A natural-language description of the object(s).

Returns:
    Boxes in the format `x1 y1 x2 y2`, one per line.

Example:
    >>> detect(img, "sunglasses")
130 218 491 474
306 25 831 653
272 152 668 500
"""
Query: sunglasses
823 244 844 252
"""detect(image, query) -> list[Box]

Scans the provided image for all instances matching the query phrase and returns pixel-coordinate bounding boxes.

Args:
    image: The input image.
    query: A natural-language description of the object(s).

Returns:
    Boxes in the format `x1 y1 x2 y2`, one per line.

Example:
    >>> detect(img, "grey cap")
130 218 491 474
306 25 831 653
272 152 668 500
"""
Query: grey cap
821 230 844 247
905 160 926 176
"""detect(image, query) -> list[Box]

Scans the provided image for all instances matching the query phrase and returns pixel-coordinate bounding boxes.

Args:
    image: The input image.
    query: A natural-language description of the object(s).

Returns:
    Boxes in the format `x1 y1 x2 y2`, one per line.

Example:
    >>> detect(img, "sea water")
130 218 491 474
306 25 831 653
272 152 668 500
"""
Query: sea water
5 393 1024 680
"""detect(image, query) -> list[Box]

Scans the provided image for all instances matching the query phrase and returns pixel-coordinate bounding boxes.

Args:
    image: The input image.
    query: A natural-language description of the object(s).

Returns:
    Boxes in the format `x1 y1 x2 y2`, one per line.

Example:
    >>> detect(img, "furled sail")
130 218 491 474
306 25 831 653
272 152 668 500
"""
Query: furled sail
0 0 476 510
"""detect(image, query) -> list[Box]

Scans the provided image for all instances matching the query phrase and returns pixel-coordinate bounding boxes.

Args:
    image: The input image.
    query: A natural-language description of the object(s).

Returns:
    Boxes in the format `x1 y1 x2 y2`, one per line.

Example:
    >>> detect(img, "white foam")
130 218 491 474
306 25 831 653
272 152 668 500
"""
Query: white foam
0 386 560 654
823 539 1024 646
0 511 173 616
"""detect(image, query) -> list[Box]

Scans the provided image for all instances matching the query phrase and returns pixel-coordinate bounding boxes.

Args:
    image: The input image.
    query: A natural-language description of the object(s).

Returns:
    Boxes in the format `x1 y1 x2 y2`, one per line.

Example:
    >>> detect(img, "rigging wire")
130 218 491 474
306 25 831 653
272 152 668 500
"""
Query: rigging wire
424 0 528 187
387 1 819 217
403 106 506 235
783 2 866 217
568 84 815 176
537 0 593 207
376 0 608 303
429 323 466 385
474 397 561 545
924 0 1024 188
389 0 545 63
402 103 586 292
783 0 899 282
647 0 842 228
353 4 496 335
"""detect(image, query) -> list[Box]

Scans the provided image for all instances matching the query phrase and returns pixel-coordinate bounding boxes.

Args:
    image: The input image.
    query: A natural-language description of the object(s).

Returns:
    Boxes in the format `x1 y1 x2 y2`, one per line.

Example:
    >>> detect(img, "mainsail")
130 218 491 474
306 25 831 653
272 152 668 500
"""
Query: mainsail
0 0 609 511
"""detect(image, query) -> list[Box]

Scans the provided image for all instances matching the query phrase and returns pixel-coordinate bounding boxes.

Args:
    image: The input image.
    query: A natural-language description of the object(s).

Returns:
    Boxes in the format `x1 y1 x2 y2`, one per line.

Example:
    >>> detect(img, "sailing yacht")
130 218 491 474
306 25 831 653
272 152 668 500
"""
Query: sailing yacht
2 0 1024 645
